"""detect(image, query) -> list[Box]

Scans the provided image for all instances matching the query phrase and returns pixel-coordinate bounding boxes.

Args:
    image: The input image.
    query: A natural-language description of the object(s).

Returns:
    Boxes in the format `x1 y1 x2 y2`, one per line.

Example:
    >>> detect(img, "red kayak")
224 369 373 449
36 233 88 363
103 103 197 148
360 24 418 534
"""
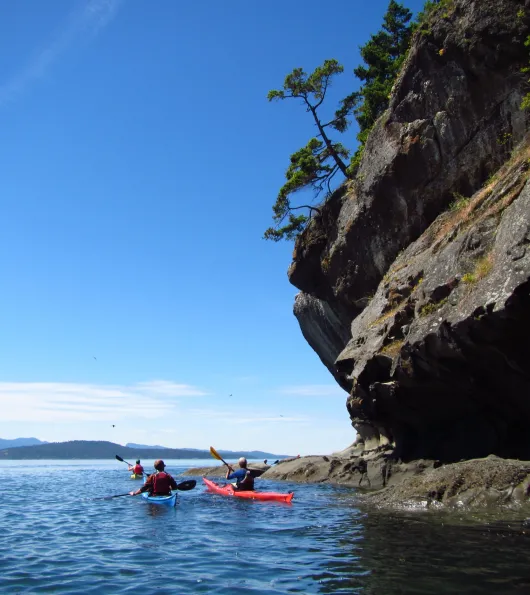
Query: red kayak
203 477 294 503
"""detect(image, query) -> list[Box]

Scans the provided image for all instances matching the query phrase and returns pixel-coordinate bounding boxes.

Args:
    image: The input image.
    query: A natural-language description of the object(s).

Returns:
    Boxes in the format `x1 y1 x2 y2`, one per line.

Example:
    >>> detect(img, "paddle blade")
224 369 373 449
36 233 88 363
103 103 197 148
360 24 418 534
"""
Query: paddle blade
209 446 222 461
248 468 265 478
176 480 197 491
115 455 125 462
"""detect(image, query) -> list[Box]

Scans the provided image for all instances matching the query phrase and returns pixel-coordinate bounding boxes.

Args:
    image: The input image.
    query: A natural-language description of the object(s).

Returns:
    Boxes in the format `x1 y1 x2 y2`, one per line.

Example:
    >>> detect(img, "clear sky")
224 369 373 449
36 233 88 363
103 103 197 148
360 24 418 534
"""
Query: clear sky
0 0 426 456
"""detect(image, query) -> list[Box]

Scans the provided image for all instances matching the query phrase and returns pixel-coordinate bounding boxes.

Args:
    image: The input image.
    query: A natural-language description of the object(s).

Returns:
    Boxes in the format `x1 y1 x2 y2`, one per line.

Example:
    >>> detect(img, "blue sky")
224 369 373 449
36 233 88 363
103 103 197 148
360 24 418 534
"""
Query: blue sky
0 0 425 455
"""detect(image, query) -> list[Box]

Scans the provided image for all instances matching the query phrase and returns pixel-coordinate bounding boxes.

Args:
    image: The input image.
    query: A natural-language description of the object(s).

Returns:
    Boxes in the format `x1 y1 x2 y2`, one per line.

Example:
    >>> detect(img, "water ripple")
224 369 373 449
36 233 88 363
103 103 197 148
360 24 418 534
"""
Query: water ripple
1 461 529 594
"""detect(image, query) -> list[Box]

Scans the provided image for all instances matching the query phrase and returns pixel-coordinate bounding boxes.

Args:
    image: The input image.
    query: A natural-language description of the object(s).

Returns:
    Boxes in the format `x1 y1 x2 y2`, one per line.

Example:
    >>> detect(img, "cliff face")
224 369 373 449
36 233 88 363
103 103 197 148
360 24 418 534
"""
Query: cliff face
289 0 530 462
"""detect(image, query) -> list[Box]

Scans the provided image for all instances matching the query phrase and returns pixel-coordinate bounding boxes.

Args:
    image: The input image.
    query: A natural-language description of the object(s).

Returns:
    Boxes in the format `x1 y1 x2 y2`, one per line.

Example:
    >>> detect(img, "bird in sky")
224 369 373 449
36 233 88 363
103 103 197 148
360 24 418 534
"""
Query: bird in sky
112 425 115 428
93 357 97 361
229 394 232 397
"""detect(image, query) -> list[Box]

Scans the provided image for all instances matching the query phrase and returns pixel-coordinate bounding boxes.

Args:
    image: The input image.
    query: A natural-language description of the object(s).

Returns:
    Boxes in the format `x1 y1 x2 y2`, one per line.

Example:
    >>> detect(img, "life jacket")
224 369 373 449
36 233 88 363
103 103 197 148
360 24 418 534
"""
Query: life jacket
151 471 173 495
235 470 254 491
133 464 144 475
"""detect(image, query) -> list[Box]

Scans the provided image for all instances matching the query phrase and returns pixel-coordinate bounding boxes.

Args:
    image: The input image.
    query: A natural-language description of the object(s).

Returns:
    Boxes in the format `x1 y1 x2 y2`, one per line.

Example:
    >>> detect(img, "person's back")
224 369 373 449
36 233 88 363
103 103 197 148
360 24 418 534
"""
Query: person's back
148 470 174 495
234 469 254 491
133 460 144 475
130 460 177 498
226 457 255 491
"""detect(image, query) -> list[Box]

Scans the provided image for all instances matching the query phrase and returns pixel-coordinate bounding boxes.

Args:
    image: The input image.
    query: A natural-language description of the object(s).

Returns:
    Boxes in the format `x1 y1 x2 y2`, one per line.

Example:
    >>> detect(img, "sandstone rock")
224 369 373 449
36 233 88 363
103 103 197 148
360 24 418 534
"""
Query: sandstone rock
343 141 530 463
286 0 530 464
290 0 529 310
361 455 530 510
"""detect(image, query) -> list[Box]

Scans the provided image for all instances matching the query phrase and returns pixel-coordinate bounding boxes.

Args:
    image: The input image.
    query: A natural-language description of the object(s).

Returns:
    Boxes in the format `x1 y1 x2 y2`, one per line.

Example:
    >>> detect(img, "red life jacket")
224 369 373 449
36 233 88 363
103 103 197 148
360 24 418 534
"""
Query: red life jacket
133 464 144 475
151 471 173 495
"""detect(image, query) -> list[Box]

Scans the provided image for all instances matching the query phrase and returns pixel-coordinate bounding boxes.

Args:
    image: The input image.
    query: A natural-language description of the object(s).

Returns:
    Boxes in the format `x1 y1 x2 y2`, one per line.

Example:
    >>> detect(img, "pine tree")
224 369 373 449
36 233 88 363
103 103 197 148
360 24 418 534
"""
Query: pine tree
264 2 414 240
347 0 413 173
264 60 352 241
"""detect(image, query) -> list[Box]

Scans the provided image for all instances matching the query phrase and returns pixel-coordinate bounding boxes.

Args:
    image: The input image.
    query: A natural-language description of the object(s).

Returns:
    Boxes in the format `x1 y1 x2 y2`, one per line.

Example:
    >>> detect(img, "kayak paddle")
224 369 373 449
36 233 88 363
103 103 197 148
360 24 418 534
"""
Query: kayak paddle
129 480 197 498
95 480 197 501
174 479 197 491
115 454 144 475
209 446 262 475
209 446 230 467
115 454 143 471
93 492 132 500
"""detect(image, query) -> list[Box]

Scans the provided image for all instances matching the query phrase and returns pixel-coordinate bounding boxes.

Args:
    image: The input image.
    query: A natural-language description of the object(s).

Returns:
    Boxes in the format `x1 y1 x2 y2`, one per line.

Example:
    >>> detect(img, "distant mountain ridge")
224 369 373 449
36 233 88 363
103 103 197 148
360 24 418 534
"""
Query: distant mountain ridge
0 437 48 448
0 440 287 460
126 442 168 449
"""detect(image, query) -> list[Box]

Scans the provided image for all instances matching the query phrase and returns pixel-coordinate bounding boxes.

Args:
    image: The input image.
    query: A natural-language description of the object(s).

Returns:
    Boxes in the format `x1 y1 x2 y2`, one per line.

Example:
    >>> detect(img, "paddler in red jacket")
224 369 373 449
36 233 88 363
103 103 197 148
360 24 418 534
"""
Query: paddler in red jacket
129 459 178 497
128 459 144 476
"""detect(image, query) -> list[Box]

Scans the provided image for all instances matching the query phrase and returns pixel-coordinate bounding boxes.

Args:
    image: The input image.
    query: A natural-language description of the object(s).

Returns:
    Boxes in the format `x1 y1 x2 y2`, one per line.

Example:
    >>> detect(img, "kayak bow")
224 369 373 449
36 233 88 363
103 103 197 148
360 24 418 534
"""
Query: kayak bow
203 477 294 503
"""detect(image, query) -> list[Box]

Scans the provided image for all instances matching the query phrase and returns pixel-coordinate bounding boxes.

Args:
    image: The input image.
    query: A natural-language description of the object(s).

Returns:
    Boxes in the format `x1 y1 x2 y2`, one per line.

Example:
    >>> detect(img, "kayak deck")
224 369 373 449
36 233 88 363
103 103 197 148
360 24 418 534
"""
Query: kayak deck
141 492 177 505
203 477 294 503
130 474 144 480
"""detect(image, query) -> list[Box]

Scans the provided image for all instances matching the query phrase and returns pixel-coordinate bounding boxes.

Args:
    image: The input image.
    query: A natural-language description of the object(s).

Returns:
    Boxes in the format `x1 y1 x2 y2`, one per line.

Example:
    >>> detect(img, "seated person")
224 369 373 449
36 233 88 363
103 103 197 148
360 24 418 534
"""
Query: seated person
128 459 144 475
130 460 177 496
226 457 254 491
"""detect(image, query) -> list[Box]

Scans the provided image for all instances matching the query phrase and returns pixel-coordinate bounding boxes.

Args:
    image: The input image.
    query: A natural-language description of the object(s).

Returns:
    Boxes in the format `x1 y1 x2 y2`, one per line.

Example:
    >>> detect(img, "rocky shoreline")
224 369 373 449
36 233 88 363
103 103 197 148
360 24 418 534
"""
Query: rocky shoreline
184 453 530 511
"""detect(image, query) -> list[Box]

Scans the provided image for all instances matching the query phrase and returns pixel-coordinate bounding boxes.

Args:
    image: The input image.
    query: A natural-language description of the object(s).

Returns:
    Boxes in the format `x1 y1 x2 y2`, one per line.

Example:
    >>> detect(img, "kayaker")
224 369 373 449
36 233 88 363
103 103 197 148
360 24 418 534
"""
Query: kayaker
128 459 144 476
129 459 178 497
226 457 254 491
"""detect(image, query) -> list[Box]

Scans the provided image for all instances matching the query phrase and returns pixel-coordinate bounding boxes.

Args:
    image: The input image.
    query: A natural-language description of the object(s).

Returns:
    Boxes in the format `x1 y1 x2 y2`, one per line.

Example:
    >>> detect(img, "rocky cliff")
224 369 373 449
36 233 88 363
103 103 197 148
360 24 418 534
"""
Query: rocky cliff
289 0 530 463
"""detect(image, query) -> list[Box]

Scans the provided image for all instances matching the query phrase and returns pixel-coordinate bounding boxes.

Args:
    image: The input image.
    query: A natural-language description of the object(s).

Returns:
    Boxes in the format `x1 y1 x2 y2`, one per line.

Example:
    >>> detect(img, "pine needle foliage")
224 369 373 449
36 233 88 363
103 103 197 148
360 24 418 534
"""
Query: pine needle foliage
264 60 352 241
347 0 413 174
265 1 414 241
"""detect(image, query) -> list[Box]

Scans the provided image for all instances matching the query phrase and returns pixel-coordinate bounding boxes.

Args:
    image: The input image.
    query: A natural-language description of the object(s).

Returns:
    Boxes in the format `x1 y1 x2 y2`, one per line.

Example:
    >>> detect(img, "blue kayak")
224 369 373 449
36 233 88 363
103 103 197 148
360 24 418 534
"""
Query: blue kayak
141 492 177 506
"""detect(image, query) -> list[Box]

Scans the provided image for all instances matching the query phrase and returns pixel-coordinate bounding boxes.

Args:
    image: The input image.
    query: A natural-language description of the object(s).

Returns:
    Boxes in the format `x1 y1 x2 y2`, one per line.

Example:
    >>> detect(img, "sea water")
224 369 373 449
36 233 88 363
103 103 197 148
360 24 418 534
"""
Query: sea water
1 459 529 594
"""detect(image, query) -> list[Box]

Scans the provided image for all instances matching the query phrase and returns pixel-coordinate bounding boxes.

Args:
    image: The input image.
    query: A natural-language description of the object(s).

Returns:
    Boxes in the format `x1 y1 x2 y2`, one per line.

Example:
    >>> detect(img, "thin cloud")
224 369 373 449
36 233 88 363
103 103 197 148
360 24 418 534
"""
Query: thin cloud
0 380 206 423
232 416 308 425
83 0 123 34
134 380 208 397
277 385 348 397
0 0 123 107
188 408 309 424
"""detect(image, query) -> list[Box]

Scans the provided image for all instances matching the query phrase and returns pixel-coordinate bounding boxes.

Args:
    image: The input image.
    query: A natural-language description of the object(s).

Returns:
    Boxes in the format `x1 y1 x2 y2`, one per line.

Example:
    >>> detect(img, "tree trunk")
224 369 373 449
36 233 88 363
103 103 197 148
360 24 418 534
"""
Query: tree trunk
309 106 349 177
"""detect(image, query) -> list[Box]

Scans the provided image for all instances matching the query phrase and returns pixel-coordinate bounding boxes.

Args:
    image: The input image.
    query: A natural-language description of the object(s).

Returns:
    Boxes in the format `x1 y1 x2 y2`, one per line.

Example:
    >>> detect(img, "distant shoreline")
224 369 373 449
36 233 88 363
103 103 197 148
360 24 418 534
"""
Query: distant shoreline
0 439 287 461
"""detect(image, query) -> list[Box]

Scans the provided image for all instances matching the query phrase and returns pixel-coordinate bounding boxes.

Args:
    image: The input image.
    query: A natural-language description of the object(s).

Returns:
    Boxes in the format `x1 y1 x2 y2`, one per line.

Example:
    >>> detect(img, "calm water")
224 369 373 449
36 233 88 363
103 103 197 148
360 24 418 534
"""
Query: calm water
1 460 530 594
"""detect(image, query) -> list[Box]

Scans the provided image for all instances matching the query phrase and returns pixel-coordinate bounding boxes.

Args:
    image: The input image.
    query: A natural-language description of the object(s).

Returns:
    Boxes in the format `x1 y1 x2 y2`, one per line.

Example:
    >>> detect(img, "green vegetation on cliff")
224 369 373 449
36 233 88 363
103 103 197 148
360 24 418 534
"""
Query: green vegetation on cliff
521 35 530 110
347 0 413 173
265 0 414 241
264 60 351 241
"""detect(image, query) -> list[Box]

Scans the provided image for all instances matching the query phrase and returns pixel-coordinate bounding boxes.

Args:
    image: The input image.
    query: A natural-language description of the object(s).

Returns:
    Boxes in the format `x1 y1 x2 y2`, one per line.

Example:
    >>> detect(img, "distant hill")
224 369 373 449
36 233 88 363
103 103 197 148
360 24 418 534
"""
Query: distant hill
0 437 48 448
126 443 168 449
0 440 287 460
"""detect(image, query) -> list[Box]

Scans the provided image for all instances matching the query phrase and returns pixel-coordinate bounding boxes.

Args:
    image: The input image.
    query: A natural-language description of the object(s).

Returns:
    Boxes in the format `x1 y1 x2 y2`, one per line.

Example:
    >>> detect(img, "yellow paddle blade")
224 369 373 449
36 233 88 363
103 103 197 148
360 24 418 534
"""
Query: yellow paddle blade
209 446 223 461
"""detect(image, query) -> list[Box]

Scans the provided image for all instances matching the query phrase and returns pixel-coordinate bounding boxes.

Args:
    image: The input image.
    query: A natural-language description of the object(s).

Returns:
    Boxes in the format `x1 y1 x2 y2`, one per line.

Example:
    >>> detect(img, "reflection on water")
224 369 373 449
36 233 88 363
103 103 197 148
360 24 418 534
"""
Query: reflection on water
0 460 529 594
323 508 530 594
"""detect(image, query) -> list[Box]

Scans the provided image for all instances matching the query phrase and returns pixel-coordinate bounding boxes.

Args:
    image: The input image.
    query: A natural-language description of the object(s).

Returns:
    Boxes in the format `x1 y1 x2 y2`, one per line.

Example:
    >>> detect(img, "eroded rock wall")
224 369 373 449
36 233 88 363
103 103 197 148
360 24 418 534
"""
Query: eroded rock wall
289 0 530 461
343 152 530 462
